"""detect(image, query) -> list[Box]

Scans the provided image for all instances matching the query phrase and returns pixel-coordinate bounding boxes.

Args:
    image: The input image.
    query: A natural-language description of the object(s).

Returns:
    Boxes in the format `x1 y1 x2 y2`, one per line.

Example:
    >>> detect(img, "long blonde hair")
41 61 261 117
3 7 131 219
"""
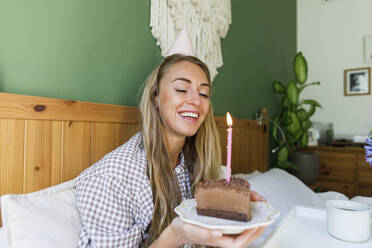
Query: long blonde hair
140 54 221 246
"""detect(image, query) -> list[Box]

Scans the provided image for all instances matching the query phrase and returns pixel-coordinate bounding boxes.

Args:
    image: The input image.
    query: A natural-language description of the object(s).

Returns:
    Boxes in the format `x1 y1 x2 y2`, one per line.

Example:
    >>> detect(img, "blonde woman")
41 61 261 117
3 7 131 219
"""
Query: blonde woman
75 54 266 248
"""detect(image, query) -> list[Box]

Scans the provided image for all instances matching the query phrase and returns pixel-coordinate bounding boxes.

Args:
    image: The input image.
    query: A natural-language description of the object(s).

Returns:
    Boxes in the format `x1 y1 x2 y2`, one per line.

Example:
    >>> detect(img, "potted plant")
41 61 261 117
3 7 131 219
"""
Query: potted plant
272 52 322 183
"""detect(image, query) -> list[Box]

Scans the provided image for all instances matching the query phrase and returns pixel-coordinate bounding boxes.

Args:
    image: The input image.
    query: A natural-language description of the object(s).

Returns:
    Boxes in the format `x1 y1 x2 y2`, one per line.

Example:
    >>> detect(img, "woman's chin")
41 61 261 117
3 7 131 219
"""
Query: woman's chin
180 128 200 138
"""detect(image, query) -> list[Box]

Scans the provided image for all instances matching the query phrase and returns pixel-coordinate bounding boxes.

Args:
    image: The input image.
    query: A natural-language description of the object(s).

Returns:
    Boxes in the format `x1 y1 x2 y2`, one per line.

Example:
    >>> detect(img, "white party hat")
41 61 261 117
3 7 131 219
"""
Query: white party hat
166 26 195 56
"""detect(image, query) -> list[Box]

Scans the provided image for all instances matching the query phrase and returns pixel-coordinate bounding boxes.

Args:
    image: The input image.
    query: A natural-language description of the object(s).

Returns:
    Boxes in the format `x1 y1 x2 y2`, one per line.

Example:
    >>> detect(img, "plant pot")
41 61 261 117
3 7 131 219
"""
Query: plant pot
292 151 319 185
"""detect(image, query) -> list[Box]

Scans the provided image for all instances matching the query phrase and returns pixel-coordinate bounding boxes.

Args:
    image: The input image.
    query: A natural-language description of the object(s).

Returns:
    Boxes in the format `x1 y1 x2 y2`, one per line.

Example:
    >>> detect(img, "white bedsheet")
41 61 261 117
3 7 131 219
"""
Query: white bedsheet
316 191 372 207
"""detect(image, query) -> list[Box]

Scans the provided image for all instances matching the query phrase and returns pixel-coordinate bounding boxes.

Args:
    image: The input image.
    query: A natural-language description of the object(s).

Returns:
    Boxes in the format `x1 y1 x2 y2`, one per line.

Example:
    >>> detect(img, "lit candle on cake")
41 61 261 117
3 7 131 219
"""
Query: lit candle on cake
226 112 233 183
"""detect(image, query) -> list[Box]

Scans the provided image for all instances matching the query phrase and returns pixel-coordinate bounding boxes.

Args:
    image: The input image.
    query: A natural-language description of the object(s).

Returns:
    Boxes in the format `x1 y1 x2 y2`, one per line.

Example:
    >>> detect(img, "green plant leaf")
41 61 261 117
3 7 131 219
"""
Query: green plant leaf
272 120 279 142
307 105 315 118
289 129 303 143
277 160 298 170
277 146 289 162
281 96 290 109
286 80 299 105
298 81 320 93
272 116 281 142
303 119 311 131
294 52 308 84
281 110 292 126
287 123 297 135
297 108 307 121
286 111 301 135
273 81 286 93
299 132 308 148
301 99 322 108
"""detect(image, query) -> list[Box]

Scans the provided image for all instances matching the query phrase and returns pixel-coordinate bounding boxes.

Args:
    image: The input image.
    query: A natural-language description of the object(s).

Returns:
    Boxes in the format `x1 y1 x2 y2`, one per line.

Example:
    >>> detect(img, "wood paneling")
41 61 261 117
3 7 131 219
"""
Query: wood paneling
116 123 141 147
0 92 140 123
0 119 25 195
24 120 62 193
91 123 117 164
214 113 269 174
62 121 91 182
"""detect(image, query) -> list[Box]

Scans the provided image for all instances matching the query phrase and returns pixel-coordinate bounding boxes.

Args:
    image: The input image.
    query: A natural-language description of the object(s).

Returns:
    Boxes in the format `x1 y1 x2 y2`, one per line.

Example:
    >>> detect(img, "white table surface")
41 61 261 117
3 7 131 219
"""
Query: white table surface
0 227 8 248
260 205 372 248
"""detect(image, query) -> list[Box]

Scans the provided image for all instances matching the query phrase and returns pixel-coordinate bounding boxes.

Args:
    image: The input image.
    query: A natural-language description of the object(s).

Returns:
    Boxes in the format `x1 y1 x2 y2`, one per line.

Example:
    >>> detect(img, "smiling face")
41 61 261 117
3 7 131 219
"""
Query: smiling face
156 61 210 143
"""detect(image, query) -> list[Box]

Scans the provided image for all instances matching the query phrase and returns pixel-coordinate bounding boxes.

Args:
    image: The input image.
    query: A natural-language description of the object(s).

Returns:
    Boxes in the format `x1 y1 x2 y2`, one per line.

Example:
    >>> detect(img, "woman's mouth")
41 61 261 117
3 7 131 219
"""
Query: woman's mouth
179 111 199 120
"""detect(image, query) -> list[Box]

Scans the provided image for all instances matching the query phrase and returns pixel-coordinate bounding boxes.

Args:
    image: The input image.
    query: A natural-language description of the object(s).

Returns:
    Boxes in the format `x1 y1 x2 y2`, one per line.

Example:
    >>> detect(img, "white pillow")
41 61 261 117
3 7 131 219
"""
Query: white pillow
1 180 81 248
219 165 262 179
316 191 349 202
350 196 372 208
233 171 262 180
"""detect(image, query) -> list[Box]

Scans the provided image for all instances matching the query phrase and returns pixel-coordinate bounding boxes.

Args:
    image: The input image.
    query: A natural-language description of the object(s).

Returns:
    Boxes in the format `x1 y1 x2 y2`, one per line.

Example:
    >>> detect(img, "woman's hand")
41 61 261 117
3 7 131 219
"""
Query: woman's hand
213 226 266 248
250 190 266 202
168 217 266 248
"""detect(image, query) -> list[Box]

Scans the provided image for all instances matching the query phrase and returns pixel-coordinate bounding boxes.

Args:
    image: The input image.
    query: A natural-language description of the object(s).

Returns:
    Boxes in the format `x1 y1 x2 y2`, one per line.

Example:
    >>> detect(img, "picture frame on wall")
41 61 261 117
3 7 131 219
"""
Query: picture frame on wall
344 67 371 96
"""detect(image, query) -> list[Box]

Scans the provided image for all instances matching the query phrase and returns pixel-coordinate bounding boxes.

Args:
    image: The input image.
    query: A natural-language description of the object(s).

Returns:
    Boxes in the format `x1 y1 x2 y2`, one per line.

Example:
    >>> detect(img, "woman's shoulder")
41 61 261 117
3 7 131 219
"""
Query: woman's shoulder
76 132 148 187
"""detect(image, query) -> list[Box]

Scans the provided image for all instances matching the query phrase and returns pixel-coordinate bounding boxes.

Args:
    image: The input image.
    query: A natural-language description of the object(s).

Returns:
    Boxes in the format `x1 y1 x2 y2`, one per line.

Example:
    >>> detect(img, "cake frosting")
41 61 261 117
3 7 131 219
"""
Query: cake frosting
194 177 251 221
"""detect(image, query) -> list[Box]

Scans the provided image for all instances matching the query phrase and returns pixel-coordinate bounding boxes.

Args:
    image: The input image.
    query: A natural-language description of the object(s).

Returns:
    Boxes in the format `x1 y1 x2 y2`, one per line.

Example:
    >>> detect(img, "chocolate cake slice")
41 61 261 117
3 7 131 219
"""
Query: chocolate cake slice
194 177 251 222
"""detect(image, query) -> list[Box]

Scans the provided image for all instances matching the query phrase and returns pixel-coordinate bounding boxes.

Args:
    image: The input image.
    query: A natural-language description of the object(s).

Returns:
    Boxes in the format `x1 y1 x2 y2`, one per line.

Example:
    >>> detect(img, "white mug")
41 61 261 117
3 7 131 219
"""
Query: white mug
326 200 372 243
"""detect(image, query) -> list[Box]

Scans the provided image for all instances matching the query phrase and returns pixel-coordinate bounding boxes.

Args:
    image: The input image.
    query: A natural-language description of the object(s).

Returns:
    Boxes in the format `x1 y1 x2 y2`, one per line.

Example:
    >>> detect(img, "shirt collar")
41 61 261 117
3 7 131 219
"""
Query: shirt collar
173 152 186 174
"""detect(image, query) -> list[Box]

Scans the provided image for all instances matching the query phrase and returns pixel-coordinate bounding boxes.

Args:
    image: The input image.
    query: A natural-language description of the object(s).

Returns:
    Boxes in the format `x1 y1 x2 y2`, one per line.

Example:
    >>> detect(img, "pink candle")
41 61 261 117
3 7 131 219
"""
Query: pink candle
226 112 233 183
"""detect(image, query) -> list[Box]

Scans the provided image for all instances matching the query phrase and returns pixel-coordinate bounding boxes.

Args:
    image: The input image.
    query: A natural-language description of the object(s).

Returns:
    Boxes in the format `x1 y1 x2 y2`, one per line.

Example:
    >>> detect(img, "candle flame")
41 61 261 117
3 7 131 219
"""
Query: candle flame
226 112 233 127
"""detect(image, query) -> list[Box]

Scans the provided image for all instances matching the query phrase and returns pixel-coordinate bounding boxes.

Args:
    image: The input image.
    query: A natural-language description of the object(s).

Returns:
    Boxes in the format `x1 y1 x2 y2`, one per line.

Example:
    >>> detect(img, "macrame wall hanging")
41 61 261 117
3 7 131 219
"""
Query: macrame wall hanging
150 0 232 80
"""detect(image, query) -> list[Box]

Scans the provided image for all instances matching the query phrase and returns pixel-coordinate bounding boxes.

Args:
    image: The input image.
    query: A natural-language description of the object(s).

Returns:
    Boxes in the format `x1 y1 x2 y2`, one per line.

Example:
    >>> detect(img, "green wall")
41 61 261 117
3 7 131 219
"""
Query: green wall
0 0 296 119
213 0 296 119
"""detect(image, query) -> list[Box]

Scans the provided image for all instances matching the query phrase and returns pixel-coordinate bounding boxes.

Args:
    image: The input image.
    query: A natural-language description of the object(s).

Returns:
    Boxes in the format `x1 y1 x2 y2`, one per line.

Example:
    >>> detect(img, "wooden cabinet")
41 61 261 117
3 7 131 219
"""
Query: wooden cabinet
318 151 356 182
311 181 355 198
306 146 372 197
358 153 372 183
357 152 372 196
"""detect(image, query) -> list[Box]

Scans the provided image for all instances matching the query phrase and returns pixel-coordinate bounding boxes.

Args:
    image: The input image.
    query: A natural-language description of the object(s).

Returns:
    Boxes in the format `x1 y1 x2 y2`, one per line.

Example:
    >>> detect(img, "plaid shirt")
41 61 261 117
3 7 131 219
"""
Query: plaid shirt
75 132 192 247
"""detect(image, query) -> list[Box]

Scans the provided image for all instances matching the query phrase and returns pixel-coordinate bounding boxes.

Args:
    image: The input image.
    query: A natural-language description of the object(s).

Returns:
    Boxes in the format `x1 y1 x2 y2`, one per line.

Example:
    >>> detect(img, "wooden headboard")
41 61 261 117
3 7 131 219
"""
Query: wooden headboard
0 92 269 226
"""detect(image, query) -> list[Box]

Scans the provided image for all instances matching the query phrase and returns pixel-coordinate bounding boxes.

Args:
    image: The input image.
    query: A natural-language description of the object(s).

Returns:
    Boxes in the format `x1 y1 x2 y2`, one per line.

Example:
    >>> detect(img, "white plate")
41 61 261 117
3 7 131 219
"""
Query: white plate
175 199 280 234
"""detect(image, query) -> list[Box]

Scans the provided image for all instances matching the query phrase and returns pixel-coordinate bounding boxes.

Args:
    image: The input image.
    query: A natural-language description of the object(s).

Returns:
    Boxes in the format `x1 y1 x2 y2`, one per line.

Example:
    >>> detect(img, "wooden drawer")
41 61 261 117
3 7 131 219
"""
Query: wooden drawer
357 184 372 197
358 153 372 183
317 151 356 182
315 181 355 198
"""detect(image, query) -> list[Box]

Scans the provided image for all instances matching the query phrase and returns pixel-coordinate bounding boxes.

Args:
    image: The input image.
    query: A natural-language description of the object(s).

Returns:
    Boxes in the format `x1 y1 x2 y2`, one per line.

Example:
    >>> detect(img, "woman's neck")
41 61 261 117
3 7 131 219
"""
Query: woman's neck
162 132 185 170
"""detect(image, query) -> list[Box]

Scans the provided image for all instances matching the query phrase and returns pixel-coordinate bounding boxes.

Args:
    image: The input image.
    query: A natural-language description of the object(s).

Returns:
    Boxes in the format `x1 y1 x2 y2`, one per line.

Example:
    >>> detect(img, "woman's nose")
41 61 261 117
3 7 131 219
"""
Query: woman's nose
187 91 201 106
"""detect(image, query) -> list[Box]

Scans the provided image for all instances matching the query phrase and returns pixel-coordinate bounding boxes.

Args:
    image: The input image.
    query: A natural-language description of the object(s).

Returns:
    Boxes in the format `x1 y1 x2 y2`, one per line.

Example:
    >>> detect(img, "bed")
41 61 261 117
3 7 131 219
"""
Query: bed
0 92 370 248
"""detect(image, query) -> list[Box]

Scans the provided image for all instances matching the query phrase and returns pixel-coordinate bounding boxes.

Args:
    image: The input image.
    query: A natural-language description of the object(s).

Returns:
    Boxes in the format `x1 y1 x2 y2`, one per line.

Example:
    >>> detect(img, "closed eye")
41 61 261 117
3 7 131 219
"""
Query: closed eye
199 93 209 98
176 89 187 93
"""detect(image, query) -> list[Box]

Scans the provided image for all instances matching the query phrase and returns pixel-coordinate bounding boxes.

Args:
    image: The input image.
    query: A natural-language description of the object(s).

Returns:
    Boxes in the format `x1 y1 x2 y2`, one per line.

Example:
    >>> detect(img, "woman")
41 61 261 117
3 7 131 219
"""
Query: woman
75 54 266 248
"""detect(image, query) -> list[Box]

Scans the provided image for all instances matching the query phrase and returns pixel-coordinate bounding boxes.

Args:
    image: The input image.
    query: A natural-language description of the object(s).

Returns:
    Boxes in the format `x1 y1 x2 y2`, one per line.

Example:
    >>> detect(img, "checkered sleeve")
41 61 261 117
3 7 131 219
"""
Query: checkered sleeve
76 175 143 247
